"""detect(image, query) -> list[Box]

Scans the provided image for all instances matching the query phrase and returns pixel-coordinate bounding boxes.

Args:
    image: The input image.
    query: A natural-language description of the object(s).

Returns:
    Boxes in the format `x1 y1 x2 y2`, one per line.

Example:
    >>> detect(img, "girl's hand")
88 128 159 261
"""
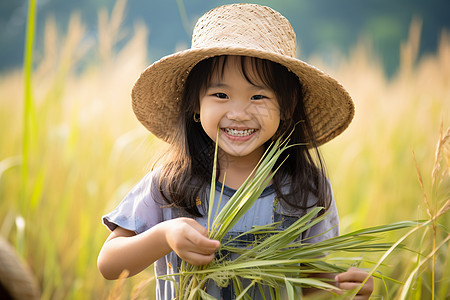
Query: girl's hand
163 217 220 266
335 267 374 300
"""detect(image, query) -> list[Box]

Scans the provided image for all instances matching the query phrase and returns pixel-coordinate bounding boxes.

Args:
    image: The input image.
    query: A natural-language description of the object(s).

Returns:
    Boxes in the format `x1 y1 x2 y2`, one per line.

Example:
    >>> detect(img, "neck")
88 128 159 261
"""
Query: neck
217 149 265 190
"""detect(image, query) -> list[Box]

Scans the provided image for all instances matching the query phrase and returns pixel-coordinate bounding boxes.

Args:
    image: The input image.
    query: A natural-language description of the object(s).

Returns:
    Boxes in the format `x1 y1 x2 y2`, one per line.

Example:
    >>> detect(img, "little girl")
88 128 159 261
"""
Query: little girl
98 3 374 299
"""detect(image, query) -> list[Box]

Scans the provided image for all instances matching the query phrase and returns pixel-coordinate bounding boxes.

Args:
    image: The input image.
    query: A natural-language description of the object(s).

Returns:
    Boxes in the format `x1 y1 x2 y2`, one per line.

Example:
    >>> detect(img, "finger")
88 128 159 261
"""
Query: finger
182 218 209 237
182 225 220 253
334 286 369 300
337 279 373 295
359 275 374 295
332 288 369 300
182 251 216 266
185 229 219 251
335 267 369 283
338 282 362 291
170 218 219 249
336 268 373 296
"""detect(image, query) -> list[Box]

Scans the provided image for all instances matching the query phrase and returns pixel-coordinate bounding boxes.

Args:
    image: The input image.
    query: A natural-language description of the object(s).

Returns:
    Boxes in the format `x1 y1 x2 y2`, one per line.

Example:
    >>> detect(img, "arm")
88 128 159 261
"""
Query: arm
97 217 220 280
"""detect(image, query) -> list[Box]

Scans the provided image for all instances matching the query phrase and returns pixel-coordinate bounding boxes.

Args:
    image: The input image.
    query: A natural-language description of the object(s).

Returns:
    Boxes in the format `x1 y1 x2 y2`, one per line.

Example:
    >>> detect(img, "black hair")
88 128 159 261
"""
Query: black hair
156 55 331 216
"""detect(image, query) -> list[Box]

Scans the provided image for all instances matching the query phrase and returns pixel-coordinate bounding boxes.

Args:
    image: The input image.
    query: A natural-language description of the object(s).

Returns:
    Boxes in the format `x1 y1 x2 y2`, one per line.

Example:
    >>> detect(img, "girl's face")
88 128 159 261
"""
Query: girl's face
198 56 281 161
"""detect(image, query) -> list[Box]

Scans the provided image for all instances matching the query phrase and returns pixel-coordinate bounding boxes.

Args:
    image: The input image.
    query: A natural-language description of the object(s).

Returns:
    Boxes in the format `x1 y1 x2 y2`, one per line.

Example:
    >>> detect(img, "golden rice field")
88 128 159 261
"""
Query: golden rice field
0 3 448 300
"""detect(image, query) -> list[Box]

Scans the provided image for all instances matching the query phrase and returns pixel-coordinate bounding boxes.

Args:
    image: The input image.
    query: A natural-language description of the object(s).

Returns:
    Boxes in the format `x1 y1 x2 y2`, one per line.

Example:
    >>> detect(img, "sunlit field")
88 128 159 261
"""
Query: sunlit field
0 2 448 299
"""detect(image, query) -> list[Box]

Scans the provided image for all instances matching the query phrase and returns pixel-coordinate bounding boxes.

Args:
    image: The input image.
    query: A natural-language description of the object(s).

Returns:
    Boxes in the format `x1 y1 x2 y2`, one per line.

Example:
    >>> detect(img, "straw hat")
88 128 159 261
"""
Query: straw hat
0 237 40 300
132 3 354 146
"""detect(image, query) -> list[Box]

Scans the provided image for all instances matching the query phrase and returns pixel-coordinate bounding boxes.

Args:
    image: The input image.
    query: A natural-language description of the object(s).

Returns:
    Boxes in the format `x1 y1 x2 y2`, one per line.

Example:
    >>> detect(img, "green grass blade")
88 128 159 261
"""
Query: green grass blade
196 289 215 300
207 127 220 233
209 137 291 241
22 0 37 213
285 277 295 300
399 234 450 300
235 280 256 300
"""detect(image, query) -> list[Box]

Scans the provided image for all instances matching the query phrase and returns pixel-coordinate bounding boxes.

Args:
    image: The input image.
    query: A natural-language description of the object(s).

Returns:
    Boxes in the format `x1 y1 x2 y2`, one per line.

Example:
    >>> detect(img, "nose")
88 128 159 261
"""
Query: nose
226 101 252 121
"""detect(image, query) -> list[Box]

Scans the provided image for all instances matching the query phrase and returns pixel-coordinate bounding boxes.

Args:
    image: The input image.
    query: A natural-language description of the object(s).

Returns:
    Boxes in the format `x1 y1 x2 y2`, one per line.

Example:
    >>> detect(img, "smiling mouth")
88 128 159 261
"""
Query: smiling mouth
223 128 256 137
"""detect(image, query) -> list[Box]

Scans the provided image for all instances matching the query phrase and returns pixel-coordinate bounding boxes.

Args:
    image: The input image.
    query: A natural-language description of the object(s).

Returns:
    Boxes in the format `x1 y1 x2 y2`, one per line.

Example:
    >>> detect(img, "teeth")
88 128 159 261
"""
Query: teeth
224 128 256 137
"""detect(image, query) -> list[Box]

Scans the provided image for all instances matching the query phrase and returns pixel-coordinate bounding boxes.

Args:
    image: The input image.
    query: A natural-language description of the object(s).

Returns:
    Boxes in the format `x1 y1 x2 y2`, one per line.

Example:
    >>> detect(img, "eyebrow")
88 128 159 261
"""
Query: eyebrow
207 82 270 91
207 82 229 89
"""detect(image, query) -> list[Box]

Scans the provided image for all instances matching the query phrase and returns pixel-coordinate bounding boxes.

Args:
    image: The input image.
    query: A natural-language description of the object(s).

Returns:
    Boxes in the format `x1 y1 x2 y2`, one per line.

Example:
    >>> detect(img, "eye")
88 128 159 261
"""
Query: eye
251 95 266 100
213 93 228 99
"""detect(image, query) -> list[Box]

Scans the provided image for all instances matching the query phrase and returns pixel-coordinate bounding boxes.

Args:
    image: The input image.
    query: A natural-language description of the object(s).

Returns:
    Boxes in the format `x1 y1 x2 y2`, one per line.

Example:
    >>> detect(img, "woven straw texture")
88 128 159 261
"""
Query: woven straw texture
0 238 40 300
132 3 354 146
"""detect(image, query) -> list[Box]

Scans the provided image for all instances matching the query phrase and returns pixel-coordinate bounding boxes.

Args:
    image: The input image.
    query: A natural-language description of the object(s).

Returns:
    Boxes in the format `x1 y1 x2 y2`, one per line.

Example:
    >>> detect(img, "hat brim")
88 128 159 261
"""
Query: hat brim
132 47 354 146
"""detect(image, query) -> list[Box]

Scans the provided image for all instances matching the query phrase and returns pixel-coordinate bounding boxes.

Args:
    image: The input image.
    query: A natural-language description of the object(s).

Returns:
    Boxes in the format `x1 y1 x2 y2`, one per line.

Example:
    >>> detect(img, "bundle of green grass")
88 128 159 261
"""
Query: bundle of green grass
159 133 416 299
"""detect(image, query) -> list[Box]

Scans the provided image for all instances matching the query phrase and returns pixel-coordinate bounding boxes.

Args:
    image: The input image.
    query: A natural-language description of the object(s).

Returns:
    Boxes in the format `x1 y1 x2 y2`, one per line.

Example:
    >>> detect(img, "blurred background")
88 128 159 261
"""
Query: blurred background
2 0 450 75
0 0 449 299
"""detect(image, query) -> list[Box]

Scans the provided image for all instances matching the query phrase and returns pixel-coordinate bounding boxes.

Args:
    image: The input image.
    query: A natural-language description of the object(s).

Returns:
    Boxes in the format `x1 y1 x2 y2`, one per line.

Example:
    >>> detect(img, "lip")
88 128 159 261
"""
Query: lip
221 127 258 141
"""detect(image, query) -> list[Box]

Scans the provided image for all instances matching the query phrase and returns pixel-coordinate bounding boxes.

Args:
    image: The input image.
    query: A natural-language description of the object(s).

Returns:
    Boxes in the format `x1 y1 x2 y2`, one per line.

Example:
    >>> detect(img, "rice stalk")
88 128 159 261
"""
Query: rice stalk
171 217 418 298
107 270 130 300
2 3 448 298
98 0 128 62
174 131 294 299
130 276 155 300
22 0 37 219
352 124 450 300
208 134 292 242
399 234 450 299
409 123 450 300
165 130 422 299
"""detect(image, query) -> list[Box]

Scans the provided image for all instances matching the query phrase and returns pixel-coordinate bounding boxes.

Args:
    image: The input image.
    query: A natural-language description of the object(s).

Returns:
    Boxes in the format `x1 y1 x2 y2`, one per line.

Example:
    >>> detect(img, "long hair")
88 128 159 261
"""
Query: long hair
156 55 331 216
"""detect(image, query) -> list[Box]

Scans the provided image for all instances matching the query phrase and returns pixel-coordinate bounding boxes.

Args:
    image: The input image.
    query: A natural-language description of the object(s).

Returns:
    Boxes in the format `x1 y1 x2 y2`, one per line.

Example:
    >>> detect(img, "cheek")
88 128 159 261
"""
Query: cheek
200 105 218 125
199 105 221 139
254 103 281 127
199 98 226 121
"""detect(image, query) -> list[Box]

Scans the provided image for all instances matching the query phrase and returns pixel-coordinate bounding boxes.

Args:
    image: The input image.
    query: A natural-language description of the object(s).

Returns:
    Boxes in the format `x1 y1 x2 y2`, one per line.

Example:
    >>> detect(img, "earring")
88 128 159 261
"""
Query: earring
193 113 201 123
